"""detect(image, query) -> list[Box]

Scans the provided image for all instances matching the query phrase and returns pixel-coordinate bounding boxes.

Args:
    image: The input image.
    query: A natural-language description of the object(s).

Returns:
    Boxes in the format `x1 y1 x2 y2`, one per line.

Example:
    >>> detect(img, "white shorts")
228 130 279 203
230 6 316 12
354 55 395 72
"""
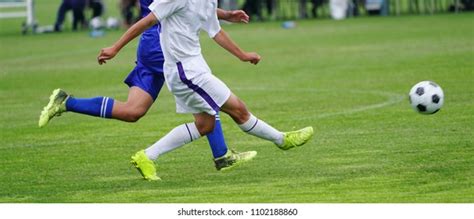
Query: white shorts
163 56 231 115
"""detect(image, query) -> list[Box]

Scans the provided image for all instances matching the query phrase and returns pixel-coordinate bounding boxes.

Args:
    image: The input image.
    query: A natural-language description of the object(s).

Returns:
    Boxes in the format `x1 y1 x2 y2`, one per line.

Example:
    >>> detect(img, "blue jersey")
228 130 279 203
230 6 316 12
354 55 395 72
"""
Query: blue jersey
137 0 164 64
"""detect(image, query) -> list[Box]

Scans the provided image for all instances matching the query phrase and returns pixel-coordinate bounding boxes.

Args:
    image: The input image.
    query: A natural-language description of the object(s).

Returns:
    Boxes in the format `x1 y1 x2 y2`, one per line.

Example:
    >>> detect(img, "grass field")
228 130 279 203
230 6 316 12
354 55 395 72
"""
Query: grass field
0 2 473 202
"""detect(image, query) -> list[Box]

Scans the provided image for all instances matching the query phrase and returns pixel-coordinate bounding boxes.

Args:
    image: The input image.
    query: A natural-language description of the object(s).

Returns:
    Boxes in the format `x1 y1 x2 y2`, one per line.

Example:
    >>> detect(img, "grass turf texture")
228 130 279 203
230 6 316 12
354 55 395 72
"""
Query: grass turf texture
0 3 473 202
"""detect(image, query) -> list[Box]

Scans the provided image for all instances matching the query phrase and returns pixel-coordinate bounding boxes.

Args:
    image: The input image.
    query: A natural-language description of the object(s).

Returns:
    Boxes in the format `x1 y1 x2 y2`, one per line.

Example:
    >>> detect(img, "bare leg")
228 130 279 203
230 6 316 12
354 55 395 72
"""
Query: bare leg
111 86 154 122
221 93 284 145
193 112 216 135
220 93 251 124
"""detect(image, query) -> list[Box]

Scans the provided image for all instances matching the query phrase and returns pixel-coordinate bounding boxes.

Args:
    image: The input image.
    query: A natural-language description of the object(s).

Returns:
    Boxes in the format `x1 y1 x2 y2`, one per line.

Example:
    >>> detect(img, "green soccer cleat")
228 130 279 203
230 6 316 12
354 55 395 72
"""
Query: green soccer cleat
214 149 257 171
38 88 69 128
277 126 314 150
131 150 160 181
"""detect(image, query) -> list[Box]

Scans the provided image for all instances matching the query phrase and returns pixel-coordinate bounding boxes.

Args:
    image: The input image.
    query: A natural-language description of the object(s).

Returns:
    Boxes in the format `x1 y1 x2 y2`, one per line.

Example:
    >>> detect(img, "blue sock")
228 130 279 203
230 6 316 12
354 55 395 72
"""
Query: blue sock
206 114 228 159
65 96 114 118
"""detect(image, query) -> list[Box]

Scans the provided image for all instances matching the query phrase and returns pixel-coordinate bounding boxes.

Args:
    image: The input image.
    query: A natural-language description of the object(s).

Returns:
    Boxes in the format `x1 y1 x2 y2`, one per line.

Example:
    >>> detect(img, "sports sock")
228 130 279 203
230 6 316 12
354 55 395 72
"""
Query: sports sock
238 114 284 145
145 123 201 160
65 96 114 118
205 114 228 158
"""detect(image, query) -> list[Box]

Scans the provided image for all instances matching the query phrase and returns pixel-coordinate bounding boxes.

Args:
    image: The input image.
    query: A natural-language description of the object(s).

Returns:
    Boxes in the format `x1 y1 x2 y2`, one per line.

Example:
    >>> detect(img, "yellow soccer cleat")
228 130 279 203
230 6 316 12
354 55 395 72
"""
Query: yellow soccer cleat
131 150 160 181
277 126 314 150
38 88 68 128
214 149 257 171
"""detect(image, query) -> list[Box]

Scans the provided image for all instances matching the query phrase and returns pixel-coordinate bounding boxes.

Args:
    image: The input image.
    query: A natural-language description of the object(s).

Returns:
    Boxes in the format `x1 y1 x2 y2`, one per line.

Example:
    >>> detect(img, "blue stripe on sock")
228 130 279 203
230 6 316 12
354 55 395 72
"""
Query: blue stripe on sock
100 97 106 117
65 96 114 118
104 97 114 118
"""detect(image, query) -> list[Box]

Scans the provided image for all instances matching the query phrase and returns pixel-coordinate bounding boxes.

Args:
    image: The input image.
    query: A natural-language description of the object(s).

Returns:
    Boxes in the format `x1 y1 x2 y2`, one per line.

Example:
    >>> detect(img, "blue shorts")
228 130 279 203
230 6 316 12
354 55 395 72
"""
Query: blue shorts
124 61 165 101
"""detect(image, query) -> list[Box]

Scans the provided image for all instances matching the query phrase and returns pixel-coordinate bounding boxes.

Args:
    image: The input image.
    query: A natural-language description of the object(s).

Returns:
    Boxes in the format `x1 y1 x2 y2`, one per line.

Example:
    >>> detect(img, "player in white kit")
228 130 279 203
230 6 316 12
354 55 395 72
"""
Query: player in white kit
98 0 314 180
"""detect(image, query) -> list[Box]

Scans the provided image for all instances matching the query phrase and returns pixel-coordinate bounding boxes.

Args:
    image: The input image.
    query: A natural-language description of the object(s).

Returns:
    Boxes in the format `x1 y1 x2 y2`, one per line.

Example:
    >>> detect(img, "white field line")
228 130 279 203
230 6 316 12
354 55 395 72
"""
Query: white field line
234 87 405 121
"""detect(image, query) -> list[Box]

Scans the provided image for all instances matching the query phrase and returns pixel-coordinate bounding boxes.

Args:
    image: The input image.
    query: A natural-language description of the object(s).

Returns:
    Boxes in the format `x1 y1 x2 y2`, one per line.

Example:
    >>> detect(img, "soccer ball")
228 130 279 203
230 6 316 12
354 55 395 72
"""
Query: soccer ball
408 81 444 114
89 17 103 30
106 17 120 30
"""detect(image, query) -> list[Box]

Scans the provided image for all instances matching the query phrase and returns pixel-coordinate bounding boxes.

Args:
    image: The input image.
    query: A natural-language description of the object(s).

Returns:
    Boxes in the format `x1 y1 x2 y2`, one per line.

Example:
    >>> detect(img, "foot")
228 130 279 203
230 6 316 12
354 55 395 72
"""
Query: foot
214 149 257 171
277 126 314 150
38 88 69 128
131 150 160 181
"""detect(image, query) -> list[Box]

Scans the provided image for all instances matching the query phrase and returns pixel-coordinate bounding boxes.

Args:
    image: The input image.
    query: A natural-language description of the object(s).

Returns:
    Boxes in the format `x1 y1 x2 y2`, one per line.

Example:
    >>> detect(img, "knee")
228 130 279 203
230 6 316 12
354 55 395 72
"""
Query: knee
122 109 147 122
195 118 215 136
235 108 251 124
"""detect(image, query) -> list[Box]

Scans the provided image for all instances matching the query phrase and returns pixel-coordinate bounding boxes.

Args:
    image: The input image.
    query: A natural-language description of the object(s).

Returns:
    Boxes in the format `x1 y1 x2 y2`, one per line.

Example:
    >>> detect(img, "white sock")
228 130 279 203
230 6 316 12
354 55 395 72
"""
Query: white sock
238 114 284 145
145 123 201 160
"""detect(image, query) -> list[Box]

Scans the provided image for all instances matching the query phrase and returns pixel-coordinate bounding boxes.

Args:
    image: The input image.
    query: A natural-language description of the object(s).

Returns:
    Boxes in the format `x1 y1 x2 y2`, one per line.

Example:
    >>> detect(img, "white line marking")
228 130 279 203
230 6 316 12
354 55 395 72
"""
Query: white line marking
233 87 405 120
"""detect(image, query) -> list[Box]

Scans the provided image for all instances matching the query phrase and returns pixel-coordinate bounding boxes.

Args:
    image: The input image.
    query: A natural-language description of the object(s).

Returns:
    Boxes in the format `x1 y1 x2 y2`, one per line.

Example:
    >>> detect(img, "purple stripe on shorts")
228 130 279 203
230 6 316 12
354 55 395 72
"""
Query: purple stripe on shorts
176 62 220 112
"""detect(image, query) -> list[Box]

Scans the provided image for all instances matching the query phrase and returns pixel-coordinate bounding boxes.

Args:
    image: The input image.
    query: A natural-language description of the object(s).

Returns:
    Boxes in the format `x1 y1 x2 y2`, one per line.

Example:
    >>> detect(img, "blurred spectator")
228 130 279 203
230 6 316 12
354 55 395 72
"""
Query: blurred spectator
265 0 276 19
365 0 389 16
330 0 348 20
450 0 474 11
54 0 87 32
300 0 326 19
242 0 263 21
121 0 139 28
349 0 363 16
311 0 325 18
299 0 308 18
88 0 104 19
462 0 474 11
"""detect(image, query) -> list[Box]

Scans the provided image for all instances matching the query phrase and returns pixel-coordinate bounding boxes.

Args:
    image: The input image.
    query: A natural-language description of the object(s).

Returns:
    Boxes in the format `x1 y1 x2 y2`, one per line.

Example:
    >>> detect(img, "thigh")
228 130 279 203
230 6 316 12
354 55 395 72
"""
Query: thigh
124 62 165 101
220 93 241 113
126 86 154 112
220 93 250 124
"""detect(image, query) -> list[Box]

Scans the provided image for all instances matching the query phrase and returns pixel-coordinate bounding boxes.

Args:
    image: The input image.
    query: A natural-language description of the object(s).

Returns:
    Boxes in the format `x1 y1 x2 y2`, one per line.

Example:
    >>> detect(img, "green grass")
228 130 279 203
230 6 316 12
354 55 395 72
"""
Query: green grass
0 2 473 202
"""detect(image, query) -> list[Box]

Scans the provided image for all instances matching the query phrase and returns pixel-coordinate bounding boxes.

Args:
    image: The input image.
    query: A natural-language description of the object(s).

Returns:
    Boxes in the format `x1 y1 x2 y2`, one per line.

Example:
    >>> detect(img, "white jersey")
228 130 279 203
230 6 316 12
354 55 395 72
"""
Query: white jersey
149 0 221 64
148 0 230 115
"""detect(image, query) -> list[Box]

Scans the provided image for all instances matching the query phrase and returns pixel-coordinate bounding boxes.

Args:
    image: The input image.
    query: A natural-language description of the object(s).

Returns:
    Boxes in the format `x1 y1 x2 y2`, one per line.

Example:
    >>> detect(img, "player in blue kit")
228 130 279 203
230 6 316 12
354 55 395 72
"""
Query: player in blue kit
39 0 255 172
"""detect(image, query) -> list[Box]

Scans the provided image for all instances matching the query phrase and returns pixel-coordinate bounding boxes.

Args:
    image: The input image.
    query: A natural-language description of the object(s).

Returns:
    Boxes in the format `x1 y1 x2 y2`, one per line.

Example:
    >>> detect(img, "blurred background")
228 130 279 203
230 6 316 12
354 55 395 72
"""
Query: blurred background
0 0 473 34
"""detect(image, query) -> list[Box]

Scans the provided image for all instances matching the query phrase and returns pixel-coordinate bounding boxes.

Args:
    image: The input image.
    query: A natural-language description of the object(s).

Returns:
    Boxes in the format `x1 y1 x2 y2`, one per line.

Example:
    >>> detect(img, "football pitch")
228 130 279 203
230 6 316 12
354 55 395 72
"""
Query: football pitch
1 8 473 202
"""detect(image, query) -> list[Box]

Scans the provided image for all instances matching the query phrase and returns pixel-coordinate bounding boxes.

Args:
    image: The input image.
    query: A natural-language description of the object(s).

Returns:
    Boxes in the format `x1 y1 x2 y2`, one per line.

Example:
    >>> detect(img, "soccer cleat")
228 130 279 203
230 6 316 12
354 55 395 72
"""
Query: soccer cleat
38 88 69 128
130 150 160 181
277 126 314 150
214 149 257 171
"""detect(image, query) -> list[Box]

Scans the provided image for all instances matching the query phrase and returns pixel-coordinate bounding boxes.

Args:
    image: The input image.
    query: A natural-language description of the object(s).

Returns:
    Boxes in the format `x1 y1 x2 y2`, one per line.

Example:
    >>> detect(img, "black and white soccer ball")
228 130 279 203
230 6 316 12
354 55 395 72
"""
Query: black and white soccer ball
408 81 444 114
106 17 120 30
89 17 103 30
